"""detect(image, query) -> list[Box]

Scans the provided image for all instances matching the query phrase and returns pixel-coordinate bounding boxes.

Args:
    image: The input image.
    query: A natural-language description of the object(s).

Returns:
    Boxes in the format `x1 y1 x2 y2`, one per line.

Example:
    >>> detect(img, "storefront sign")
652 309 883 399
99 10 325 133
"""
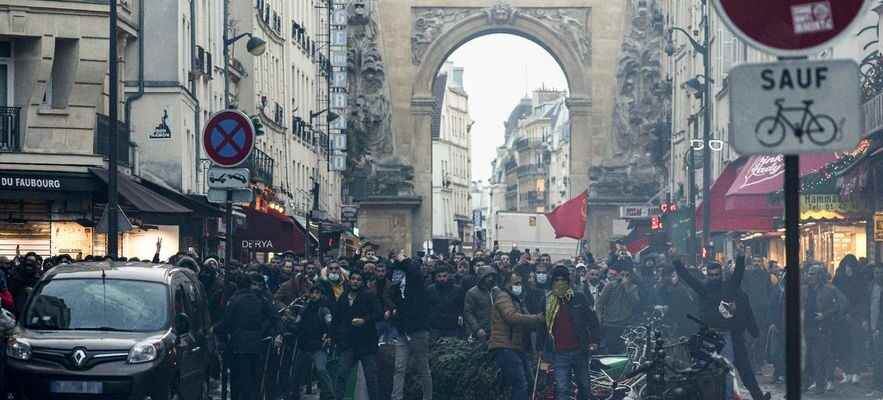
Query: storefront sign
0 176 62 190
619 205 662 219
241 239 275 250
875 213 883 242
800 194 859 214
0 173 96 193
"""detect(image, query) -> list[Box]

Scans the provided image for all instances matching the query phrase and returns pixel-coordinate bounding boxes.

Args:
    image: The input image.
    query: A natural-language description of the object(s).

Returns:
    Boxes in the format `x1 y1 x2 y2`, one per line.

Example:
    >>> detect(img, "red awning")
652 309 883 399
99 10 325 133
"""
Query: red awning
695 157 776 232
236 207 306 254
724 153 838 213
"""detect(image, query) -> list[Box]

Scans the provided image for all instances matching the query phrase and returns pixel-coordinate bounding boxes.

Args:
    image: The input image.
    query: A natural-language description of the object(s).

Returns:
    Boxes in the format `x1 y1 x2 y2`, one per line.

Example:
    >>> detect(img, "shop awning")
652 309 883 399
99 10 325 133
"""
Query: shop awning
90 169 192 214
236 207 305 253
724 154 838 213
697 157 776 232
138 178 223 218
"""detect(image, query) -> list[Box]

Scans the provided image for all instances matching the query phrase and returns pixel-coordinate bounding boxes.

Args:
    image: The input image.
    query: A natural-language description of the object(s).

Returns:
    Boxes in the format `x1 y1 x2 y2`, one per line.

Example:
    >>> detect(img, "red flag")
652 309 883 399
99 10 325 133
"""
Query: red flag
544 191 588 240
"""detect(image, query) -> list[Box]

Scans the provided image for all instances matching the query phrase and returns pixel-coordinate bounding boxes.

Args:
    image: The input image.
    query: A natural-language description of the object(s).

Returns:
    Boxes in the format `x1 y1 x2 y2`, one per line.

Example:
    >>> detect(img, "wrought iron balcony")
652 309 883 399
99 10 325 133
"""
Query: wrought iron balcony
248 147 275 185
0 107 21 153
94 114 131 166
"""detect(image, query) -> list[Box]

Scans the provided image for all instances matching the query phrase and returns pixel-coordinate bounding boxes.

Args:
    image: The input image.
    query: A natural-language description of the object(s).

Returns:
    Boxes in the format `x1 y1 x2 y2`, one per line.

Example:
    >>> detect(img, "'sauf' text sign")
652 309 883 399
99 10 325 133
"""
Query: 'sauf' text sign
729 59 863 155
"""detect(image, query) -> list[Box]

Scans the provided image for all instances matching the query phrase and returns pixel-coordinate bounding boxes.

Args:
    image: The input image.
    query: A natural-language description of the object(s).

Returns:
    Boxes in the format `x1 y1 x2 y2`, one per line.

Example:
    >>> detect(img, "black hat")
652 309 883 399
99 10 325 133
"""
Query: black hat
551 265 570 282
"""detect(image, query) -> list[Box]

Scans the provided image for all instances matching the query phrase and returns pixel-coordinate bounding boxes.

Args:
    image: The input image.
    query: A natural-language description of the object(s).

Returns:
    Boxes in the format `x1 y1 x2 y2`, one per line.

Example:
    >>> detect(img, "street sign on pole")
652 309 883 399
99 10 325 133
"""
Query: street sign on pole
729 59 863 155
208 167 250 190
203 110 256 167
207 188 255 204
713 0 869 56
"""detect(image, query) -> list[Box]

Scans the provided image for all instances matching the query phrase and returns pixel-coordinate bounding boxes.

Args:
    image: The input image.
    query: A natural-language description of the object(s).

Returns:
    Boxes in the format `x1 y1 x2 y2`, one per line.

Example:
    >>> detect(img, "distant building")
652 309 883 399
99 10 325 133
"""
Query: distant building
489 87 570 213
432 61 473 255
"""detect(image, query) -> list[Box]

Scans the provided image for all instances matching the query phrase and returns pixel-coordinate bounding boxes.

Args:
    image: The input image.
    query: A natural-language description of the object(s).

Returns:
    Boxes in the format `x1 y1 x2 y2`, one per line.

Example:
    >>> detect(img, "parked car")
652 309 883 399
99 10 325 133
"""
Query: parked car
6 261 215 400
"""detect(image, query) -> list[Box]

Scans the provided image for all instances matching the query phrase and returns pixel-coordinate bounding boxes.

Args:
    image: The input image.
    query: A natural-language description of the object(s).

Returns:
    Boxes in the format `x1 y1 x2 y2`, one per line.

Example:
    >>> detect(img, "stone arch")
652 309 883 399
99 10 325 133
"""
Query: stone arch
405 3 596 251
410 6 591 100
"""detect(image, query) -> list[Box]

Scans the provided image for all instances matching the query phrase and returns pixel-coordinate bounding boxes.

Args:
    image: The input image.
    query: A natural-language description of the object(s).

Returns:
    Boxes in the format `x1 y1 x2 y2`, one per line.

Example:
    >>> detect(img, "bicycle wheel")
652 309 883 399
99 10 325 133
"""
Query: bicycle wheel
806 114 838 145
755 117 786 147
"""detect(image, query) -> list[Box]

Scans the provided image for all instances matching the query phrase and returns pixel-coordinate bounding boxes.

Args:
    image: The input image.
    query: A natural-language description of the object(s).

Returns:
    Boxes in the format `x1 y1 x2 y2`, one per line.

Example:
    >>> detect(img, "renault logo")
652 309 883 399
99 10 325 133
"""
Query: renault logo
72 349 88 367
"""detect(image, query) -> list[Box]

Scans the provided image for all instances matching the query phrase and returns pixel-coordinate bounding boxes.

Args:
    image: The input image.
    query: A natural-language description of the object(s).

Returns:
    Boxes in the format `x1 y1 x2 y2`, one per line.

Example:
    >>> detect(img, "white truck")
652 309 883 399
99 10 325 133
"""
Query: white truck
491 211 579 261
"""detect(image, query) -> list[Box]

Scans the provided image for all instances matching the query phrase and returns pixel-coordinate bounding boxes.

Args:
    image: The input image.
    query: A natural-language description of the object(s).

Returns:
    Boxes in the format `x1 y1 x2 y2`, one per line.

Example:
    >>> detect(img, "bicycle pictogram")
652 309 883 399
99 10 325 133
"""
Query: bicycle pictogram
754 98 839 147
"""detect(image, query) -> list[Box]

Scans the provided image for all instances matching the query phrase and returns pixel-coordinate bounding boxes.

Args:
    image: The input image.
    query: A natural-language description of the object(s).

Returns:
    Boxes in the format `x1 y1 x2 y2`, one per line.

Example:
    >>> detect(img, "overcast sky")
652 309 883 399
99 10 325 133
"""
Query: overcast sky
445 34 568 183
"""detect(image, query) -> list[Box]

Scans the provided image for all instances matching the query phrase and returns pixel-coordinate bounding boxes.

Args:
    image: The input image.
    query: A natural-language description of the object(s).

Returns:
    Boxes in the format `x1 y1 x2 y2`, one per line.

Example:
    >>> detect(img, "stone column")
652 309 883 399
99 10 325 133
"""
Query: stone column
566 96 593 237
410 95 436 253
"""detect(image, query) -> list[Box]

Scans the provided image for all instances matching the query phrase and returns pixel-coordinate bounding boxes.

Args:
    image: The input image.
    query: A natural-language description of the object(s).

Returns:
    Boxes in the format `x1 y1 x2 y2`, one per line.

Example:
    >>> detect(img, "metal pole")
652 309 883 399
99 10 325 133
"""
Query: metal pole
108 0 120 259
687 147 696 267
784 154 801 400
700 0 712 261
223 0 230 109
222 0 234 268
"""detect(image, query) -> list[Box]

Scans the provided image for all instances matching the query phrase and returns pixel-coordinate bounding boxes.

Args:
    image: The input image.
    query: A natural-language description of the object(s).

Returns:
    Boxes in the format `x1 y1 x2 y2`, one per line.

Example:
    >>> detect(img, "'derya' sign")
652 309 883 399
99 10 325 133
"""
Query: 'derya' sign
241 239 275 250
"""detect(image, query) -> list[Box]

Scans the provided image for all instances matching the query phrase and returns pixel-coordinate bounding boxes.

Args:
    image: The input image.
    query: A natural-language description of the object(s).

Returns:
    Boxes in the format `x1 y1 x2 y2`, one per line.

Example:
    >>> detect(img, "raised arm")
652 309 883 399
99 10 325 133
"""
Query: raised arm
673 259 704 295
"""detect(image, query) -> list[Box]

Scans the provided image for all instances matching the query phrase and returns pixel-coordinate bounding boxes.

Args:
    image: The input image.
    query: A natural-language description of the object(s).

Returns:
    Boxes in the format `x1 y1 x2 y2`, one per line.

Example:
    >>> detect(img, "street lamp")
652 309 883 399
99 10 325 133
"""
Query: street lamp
669 0 713 263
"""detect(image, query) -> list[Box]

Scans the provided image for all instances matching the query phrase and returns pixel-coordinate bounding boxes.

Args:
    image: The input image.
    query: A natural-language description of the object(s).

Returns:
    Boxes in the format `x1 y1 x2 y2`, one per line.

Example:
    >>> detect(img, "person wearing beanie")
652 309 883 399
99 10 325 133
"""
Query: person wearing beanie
541 265 600 400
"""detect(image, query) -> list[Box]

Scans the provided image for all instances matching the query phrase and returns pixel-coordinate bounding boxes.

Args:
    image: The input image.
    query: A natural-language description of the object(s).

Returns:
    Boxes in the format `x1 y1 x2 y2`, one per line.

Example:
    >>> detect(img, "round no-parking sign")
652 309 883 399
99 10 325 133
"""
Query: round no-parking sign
203 110 255 167
713 0 869 56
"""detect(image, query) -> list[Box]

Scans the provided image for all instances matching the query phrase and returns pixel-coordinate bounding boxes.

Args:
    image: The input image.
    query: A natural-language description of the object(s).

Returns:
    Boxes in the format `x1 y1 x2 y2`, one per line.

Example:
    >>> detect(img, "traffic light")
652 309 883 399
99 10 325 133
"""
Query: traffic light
250 115 265 136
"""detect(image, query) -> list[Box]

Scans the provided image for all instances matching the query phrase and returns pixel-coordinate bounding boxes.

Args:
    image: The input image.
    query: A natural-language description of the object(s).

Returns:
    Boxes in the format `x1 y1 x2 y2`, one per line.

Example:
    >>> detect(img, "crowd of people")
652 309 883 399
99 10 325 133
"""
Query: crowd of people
4 241 883 400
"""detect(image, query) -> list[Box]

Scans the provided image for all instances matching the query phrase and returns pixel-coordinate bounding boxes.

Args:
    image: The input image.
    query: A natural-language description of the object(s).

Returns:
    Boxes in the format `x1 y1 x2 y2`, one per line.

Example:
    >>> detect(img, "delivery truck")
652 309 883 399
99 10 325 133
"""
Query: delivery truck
492 211 579 261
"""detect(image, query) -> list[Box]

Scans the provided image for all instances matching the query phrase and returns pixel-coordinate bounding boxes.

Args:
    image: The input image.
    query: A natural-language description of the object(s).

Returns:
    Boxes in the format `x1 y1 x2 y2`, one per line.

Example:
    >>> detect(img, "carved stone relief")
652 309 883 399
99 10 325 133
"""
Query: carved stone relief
346 0 415 198
411 3 592 65
590 0 671 200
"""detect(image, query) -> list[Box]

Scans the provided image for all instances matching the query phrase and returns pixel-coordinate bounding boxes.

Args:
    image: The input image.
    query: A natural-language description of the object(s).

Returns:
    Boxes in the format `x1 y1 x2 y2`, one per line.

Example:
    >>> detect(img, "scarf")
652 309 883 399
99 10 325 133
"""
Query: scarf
545 288 574 335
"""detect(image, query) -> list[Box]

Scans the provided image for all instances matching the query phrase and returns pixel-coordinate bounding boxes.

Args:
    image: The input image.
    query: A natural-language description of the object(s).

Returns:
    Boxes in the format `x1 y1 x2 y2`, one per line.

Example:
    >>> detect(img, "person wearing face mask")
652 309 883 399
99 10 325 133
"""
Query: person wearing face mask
541 265 600 400
388 251 433 400
323 261 348 301
596 267 641 354
427 265 466 338
332 271 382 400
489 271 544 400
463 266 497 341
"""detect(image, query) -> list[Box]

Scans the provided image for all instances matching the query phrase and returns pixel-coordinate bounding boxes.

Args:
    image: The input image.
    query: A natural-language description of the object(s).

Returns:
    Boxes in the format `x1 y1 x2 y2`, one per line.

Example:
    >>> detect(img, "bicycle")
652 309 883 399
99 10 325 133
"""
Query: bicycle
754 98 838 147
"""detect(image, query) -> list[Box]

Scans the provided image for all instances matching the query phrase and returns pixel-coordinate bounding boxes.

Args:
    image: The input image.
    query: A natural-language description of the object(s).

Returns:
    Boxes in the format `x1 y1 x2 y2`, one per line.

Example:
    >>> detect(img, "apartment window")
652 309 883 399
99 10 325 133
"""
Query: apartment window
0 41 13 108
43 38 79 109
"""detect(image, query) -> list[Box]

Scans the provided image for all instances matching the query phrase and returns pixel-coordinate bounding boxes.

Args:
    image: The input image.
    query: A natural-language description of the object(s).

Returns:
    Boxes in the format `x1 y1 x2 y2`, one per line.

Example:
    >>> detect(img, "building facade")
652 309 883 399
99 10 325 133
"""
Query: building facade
0 0 158 259
431 61 472 254
489 88 569 214
664 0 883 267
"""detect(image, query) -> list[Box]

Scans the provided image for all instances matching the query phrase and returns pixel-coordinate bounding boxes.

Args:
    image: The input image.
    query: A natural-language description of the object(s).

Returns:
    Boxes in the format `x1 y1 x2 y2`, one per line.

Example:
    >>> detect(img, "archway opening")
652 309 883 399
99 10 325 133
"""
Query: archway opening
427 33 572 258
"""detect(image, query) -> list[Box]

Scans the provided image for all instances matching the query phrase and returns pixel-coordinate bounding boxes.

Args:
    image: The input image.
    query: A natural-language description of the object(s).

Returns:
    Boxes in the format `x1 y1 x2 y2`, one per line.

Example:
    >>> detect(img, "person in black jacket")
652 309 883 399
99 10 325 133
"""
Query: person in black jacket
333 271 382 400
288 285 334 400
673 249 769 400
389 252 433 400
427 265 465 338
216 272 280 400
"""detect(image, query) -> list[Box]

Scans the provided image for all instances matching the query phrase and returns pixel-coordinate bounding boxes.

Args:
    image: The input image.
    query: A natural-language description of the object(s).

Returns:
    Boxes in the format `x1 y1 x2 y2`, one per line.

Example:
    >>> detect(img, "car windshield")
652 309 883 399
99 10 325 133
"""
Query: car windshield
24 278 169 332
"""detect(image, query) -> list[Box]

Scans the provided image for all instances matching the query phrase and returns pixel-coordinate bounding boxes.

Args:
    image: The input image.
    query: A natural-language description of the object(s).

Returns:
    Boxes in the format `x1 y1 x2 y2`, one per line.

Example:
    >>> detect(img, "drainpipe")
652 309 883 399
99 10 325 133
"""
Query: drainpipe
190 0 201 195
123 0 145 138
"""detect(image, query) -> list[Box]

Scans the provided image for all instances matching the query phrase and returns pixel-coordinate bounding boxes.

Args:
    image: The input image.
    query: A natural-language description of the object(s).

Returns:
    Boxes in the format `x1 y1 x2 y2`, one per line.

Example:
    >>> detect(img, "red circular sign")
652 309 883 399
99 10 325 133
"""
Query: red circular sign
713 0 869 56
203 110 255 167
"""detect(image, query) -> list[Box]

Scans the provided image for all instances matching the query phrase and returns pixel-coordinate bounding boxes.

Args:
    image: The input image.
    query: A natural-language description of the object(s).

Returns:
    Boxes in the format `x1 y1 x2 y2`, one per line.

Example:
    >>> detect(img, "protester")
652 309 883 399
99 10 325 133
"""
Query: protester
490 271 544 400
463 266 497 341
832 254 869 385
803 264 847 395
542 265 600 400
333 270 382 400
596 267 641 353
389 251 433 400
288 285 335 400
216 272 280 400
426 265 466 338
